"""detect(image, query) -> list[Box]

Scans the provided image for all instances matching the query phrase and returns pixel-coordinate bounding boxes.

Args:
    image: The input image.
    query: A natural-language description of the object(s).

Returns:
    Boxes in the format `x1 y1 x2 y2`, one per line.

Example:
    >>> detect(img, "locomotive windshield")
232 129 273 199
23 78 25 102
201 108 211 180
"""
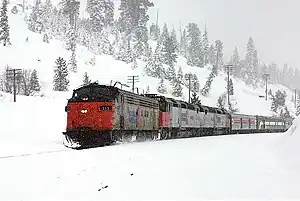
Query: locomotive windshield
69 84 119 102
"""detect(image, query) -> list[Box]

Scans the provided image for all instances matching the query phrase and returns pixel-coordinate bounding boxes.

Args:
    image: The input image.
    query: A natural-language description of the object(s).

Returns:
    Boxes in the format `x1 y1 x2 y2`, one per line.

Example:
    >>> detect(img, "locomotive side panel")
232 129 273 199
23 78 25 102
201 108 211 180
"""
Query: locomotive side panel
215 114 228 128
171 106 180 128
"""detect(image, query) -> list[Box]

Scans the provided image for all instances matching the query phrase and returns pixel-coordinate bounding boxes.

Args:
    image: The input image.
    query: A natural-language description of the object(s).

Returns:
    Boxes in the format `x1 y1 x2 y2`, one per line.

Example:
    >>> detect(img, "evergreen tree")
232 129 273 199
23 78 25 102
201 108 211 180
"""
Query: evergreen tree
157 78 167 94
83 72 91 86
271 95 278 113
144 50 164 78
65 27 76 51
215 40 224 71
68 50 77 72
245 37 258 85
202 25 209 66
179 29 188 57
86 0 114 32
190 91 201 104
297 93 300 116
59 0 80 27
40 0 53 31
114 37 133 63
157 23 168 49
217 93 226 109
53 57 69 91
274 90 287 107
132 24 149 59
149 23 160 41
0 0 11 46
43 33 49 43
172 71 183 98
29 69 41 94
186 23 203 67
192 74 200 93
230 47 240 77
228 78 234 95
201 67 216 96
118 0 154 35
166 64 176 82
208 44 216 65
170 27 179 53
28 0 43 33
161 34 178 68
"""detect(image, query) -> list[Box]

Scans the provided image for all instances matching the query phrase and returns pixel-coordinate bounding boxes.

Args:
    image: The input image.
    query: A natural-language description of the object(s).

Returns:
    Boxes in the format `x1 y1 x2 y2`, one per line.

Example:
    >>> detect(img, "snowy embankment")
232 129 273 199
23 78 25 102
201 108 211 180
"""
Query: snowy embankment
0 92 69 158
0 133 300 200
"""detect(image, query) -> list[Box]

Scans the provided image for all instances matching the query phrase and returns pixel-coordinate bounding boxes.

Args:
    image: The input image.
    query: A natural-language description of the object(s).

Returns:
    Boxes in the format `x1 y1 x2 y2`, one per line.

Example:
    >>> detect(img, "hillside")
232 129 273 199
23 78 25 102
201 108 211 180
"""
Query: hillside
0 6 296 116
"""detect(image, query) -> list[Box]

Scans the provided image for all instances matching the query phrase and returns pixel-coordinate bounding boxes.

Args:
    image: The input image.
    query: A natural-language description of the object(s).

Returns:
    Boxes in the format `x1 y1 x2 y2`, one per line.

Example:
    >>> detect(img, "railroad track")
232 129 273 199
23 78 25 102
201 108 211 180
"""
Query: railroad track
0 149 72 160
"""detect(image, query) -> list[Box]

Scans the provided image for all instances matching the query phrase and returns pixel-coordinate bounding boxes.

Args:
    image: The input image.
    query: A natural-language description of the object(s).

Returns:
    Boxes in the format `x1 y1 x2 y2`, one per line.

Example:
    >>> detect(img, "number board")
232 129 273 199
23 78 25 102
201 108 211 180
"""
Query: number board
100 106 112 111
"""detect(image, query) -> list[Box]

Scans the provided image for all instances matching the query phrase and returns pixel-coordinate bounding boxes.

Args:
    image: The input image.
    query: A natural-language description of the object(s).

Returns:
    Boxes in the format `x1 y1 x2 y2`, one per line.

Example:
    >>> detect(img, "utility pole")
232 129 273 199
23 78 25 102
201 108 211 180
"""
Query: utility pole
263 73 270 101
295 89 298 108
225 64 233 106
127 76 139 93
6 68 22 103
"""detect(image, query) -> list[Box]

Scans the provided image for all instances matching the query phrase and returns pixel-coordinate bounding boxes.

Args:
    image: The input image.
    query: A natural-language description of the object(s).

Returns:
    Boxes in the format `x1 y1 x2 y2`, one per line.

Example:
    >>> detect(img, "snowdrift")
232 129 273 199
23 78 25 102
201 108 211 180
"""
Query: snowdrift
275 115 300 170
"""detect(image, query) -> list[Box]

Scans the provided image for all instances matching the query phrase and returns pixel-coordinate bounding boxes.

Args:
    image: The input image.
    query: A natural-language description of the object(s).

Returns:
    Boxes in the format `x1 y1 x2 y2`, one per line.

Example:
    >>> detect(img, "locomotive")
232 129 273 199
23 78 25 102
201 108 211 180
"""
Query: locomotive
63 82 294 149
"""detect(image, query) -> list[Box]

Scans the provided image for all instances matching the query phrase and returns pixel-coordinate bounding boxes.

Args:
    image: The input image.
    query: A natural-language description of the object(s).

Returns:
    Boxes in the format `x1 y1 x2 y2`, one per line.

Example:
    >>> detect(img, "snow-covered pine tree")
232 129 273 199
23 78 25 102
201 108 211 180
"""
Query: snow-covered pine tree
149 23 160 41
170 27 179 53
215 40 224 71
230 47 240 77
201 69 215 96
157 78 167 94
228 78 234 95
53 57 69 91
271 95 278 113
131 57 138 69
245 37 258 86
172 71 183 98
0 0 11 46
86 0 114 32
83 72 91 86
144 50 164 78
208 44 216 66
43 33 49 43
68 49 77 72
28 0 43 33
186 23 203 67
297 93 300 116
217 93 226 109
29 69 41 94
202 25 209 66
132 23 149 59
190 91 201 104
192 74 200 93
275 90 286 107
40 0 53 31
161 34 177 80
59 0 80 27
65 26 76 51
118 0 154 35
114 36 133 63
179 29 188 57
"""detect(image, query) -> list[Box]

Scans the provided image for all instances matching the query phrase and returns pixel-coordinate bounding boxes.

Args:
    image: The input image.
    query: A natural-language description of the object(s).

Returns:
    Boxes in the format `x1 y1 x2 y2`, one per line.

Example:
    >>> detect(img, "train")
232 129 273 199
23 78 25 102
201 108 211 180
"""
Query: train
63 82 294 149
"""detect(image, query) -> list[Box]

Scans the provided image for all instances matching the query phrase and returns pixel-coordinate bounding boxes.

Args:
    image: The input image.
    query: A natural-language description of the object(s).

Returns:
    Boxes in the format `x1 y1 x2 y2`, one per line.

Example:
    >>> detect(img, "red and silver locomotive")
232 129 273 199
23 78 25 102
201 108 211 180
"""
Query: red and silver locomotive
63 82 293 149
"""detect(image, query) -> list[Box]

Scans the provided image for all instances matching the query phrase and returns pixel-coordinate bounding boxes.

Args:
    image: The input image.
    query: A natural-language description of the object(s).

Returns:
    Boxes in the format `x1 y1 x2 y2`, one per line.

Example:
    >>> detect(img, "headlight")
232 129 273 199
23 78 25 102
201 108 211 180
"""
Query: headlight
81 109 87 114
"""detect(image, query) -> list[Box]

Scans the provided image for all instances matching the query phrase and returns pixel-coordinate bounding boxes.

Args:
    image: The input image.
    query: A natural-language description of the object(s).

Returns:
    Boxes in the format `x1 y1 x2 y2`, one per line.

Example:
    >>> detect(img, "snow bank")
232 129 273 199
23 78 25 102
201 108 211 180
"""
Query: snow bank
275 115 300 170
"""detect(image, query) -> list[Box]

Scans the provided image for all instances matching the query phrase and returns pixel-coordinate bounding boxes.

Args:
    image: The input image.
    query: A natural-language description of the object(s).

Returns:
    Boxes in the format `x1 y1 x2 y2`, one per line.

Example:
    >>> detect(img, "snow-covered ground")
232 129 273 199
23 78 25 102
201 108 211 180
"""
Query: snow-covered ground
1 130 300 200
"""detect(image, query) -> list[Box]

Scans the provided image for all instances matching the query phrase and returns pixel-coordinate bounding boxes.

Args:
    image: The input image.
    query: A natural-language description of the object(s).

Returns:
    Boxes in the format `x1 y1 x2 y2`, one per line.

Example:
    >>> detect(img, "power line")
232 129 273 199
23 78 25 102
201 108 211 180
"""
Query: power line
127 76 139 93
6 68 22 102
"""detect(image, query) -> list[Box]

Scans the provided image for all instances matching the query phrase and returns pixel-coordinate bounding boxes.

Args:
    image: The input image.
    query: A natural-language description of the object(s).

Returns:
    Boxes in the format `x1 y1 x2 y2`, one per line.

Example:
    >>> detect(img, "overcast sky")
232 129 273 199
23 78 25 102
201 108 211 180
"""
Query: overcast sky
146 0 299 69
